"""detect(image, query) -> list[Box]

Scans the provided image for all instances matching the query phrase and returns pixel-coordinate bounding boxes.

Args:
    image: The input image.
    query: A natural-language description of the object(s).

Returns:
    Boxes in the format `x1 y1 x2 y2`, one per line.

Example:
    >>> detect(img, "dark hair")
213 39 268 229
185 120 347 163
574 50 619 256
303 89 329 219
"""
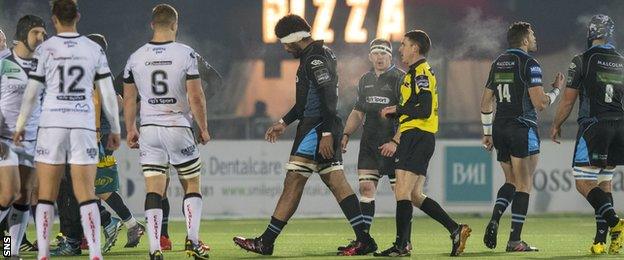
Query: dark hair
507 22 532 48
87 33 107 51
370 38 391 48
274 14 311 39
404 30 431 55
152 4 178 28
51 0 78 26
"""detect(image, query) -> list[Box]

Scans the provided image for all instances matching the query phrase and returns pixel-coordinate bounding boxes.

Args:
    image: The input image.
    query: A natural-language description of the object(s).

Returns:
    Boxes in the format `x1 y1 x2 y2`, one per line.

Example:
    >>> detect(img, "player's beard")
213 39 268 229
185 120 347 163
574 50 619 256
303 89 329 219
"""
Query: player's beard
289 45 304 58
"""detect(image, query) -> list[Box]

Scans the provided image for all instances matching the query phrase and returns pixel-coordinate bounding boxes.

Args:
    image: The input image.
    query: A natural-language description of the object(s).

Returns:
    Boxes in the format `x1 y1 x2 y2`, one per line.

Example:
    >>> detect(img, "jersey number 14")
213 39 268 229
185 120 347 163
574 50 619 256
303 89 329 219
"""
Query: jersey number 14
496 83 511 103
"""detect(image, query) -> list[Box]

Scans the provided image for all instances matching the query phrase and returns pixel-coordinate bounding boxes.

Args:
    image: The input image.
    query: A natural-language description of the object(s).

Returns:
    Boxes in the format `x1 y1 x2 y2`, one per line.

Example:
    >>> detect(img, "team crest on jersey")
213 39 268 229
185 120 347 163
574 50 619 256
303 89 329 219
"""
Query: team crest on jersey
415 75 429 89
87 148 98 159
310 59 324 66
181 145 196 157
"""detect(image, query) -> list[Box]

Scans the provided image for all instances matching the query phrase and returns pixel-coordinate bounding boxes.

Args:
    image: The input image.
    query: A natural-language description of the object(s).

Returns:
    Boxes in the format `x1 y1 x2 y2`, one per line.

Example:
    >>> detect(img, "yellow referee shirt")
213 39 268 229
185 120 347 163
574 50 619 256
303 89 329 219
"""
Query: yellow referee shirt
398 59 438 134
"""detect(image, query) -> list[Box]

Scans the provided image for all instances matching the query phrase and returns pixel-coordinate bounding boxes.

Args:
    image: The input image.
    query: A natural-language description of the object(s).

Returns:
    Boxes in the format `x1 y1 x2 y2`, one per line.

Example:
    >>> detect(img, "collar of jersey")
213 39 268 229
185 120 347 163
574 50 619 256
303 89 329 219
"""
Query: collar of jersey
149 41 174 45
300 40 324 59
370 64 396 76
11 48 35 62
409 59 426 70
506 48 530 55
589 43 615 50
56 32 80 38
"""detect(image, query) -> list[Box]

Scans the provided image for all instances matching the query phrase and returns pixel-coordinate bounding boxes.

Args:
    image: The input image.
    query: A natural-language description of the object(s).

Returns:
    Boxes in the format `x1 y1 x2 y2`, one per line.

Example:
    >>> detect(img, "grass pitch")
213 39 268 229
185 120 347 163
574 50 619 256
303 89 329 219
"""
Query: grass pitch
20 215 622 259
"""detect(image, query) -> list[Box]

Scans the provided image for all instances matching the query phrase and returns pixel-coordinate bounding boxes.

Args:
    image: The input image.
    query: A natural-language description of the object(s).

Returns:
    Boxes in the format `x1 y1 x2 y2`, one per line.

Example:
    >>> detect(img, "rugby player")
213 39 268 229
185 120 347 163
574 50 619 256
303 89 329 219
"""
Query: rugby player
481 22 564 252
551 14 624 255
233 14 376 256
123 4 211 259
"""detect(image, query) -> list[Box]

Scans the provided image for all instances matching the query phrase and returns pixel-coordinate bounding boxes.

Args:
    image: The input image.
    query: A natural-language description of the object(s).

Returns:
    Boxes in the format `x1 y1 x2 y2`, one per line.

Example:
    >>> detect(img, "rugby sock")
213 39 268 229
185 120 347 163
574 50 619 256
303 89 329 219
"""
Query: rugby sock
339 194 369 241
491 183 515 223
161 197 170 238
8 204 30 256
145 193 163 253
509 192 529 241
105 192 135 226
359 198 375 230
419 197 459 234
395 200 412 248
183 193 203 244
0 204 9 223
80 200 102 259
259 216 287 245
36 201 55 259
587 187 620 228
99 200 112 228
594 192 612 243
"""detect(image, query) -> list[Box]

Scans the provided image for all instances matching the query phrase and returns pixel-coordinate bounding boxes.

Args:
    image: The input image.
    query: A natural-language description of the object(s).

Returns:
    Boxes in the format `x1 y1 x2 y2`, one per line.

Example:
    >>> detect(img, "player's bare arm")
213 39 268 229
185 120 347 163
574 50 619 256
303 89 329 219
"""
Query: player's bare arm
528 72 565 111
480 88 495 151
96 76 121 150
341 109 364 153
13 79 43 145
551 87 579 144
186 78 210 144
123 82 140 148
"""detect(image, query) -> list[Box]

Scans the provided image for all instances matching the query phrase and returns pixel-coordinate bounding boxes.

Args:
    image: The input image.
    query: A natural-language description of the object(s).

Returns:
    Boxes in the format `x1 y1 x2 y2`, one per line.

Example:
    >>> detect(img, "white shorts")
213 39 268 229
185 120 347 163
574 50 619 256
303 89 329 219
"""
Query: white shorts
0 139 36 168
35 128 98 165
139 126 199 166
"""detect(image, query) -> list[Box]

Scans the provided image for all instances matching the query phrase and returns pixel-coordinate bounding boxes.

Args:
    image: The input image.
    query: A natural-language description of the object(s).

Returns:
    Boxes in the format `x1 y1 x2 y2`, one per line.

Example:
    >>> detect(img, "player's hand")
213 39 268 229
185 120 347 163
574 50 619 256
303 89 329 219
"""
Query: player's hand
378 142 397 157
319 134 334 159
12 130 24 147
126 129 140 149
550 126 561 144
551 72 565 89
482 135 493 151
265 121 286 143
107 133 121 151
199 130 211 145
380 106 397 119
0 141 9 160
341 134 349 153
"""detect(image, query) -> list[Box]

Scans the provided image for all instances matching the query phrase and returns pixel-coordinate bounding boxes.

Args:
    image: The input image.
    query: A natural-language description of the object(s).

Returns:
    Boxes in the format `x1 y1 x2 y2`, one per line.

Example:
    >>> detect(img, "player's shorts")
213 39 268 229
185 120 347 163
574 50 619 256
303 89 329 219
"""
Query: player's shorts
357 133 396 183
0 138 36 168
573 119 624 168
95 134 120 194
35 128 98 165
288 117 344 177
139 125 199 167
492 119 540 162
395 128 435 176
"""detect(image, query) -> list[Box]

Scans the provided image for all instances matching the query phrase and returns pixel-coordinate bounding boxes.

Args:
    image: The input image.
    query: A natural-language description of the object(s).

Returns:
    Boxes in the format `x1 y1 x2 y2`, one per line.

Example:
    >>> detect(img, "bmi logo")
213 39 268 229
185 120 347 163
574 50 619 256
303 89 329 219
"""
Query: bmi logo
445 146 492 203
2 236 9 257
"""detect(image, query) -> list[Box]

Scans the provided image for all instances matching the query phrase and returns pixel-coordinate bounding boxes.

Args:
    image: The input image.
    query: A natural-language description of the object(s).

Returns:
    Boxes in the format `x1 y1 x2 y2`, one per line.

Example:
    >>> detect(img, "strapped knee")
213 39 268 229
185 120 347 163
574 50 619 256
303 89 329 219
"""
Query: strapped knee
284 161 317 178
173 158 202 180
142 164 168 178
358 172 380 182
318 161 344 175
598 168 615 183
573 166 600 181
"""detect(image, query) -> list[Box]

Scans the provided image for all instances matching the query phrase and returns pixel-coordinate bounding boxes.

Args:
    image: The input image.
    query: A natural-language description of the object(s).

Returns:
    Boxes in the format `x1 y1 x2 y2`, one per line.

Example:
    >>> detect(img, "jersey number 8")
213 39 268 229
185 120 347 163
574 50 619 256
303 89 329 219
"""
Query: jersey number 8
151 70 168 95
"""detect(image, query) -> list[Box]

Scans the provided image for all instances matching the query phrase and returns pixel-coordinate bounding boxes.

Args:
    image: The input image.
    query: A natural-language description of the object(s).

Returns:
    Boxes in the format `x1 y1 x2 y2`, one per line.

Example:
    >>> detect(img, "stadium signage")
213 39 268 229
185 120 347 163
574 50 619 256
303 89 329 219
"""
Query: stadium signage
263 0 405 43
444 146 492 203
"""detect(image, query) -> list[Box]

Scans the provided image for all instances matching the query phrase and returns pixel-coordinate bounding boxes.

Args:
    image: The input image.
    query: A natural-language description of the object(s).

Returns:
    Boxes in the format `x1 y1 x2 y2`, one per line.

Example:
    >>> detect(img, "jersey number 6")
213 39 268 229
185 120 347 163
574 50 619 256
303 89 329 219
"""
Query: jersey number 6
151 70 168 96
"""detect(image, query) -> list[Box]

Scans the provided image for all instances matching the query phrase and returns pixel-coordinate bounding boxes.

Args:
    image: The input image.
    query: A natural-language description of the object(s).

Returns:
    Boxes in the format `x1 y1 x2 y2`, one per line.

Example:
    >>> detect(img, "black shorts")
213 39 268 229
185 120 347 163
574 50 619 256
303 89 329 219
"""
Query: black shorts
573 119 624 168
492 119 540 162
290 117 343 171
395 128 435 176
357 133 396 181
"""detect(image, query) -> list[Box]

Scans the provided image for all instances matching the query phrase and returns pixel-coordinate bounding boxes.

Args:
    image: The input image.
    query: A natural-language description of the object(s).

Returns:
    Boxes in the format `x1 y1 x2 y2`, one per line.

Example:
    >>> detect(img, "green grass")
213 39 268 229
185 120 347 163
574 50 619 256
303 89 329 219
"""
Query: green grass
20 215 622 259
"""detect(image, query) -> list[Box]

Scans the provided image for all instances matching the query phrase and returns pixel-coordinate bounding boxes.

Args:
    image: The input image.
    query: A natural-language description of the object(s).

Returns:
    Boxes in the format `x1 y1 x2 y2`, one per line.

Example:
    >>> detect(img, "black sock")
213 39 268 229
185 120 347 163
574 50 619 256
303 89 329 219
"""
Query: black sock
419 197 459 234
395 200 412 248
360 200 375 230
587 188 620 227
259 216 287 245
161 197 170 238
491 183 515 223
339 194 369 241
509 192 529 241
98 200 112 228
105 192 132 221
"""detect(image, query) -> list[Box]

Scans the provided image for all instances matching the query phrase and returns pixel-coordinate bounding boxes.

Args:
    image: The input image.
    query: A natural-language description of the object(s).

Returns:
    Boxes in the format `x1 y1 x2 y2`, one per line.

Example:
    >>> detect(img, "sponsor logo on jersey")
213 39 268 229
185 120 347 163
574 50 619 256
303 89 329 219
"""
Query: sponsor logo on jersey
152 47 166 54
366 96 391 104
145 61 173 66
415 75 429 88
36 147 49 156
597 60 624 69
87 148 98 159
530 66 542 74
63 40 78 48
57 95 87 101
310 59 324 66
363 84 374 89
531 77 542 84
496 61 515 67
148 98 178 104
313 68 331 84
181 144 197 157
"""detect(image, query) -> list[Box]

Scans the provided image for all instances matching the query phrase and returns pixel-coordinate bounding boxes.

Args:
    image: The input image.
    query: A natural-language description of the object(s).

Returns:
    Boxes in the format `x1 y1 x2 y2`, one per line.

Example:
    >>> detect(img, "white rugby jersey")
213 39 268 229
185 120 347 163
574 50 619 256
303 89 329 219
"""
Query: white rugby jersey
123 41 199 128
29 32 111 130
0 50 41 140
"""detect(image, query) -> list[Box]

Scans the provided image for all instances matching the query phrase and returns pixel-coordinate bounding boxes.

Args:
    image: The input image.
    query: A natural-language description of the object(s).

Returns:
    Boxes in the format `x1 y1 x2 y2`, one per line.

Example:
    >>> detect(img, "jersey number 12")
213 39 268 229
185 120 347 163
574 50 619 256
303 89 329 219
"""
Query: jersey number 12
496 83 511 103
